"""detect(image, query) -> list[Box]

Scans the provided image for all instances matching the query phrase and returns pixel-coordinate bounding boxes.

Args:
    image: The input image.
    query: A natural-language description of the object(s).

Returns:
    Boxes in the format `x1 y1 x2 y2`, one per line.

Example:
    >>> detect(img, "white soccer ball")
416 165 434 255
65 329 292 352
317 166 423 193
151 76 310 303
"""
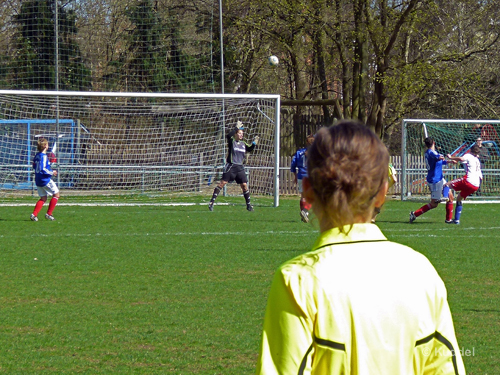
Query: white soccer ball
268 55 279 66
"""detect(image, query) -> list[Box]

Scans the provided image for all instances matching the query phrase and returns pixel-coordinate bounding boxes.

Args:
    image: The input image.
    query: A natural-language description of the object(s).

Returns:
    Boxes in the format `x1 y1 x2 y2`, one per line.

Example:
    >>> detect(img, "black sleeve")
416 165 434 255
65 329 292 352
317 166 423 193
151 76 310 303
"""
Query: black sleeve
245 142 256 153
226 127 238 140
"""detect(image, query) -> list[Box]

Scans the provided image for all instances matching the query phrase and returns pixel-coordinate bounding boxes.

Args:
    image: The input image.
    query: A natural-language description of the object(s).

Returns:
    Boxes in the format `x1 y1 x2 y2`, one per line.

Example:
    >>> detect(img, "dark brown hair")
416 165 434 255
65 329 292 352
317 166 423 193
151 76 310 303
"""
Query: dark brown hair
470 144 480 157
424 137 434 148
307 120 389 231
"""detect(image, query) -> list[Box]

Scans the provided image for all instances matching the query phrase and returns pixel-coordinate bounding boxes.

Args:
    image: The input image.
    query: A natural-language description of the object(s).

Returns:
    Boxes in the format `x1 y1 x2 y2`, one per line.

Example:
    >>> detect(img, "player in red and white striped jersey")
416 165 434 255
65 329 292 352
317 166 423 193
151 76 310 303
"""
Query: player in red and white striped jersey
445 144 482 224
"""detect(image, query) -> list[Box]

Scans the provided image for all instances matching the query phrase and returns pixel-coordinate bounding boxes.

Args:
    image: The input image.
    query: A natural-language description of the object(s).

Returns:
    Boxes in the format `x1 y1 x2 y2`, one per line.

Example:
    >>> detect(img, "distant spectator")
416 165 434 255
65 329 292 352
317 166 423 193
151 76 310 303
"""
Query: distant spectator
475 137 490 167
371 162 397 223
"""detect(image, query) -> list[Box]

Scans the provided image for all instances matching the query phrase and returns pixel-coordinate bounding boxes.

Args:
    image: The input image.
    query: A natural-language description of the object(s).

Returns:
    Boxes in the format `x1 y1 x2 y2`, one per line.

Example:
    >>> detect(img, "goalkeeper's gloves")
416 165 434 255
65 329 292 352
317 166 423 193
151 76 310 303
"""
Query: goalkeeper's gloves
236 120 244 130
253 136 259 145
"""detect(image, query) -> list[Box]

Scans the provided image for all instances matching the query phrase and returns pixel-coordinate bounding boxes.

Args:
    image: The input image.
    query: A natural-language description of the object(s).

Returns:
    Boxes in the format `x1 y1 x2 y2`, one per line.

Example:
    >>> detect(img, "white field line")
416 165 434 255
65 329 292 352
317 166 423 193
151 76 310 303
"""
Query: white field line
0 202 227 207
2 201 499 207
384 226 500 231
384 226 500 238
3 226 499 240
0 230 316 239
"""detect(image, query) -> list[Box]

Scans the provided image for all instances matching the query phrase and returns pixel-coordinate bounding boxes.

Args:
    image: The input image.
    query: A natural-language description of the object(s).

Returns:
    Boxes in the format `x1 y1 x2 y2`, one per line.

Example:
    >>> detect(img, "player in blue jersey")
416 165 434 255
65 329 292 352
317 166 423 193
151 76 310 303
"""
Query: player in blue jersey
290 134 315 223
208 121 258 211
409 137 455 223
30 138 60 221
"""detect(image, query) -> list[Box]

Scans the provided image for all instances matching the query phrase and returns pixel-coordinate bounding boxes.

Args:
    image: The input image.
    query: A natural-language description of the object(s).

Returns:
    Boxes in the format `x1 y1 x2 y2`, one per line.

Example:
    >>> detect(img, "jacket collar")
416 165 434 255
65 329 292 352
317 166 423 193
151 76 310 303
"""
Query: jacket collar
312 223 387 250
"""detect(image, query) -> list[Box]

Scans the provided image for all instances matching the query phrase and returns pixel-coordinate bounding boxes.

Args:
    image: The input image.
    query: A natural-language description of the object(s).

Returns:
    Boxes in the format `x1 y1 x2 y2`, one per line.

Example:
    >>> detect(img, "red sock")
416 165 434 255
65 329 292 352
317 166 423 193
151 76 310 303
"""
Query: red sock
33 199 45 216
300 198 306 211
415 203 432 217
303 201 311 211
47 197 59 216
446 202 454 221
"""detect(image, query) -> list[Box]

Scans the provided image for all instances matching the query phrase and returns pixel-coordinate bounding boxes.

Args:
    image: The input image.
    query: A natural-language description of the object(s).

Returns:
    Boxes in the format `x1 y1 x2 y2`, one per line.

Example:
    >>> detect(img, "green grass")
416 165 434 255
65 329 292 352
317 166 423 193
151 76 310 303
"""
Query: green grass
0 197 499 374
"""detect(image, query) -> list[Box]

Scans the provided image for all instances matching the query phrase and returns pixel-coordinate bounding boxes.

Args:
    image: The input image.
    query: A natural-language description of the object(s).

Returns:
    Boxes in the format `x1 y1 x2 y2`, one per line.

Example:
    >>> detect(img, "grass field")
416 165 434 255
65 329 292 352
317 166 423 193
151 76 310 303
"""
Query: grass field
0 196 499 374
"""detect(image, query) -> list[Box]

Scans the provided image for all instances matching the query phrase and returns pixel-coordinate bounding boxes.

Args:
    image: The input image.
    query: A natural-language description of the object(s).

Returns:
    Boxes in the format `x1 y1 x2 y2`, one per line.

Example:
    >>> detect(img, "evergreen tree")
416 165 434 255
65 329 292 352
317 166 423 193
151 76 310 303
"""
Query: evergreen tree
12 0 90 90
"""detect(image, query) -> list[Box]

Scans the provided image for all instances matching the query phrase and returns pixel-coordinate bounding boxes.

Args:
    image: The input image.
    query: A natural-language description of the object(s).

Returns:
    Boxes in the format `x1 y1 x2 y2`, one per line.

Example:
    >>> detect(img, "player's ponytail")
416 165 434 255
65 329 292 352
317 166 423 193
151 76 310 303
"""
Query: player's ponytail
307 121 389 233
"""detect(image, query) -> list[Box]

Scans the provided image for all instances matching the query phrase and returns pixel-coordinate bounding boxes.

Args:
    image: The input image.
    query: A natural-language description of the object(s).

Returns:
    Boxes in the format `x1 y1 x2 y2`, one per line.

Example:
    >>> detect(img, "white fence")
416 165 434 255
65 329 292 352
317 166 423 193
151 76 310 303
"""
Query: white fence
280 154 499 200
279 156 406 196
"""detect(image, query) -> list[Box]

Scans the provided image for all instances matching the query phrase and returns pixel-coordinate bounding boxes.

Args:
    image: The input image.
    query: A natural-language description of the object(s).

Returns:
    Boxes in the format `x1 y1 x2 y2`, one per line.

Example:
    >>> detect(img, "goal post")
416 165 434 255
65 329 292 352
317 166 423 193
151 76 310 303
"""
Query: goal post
0 90 281 207
401 119 500 201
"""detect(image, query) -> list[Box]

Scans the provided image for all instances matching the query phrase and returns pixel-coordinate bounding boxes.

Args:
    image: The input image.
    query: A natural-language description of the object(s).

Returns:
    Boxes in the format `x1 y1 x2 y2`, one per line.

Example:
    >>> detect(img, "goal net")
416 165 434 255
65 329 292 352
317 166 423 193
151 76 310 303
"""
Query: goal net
401 119 500 201
0 91 280 206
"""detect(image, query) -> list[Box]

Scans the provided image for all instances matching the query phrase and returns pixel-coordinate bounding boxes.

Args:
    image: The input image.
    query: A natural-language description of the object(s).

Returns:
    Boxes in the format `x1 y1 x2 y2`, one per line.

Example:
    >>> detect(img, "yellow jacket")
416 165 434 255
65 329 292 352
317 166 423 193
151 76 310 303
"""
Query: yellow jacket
256 224 465 375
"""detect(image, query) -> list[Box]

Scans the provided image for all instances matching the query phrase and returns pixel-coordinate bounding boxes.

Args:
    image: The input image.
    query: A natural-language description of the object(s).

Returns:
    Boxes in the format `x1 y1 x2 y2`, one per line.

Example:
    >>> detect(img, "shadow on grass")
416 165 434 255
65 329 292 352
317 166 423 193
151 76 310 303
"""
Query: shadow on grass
464 309 500 313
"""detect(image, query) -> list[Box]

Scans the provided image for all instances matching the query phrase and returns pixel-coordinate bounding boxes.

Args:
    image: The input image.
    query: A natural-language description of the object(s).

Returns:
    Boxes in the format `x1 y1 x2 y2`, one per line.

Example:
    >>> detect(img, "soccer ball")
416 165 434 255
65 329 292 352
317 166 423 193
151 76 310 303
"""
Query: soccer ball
268 55 279 66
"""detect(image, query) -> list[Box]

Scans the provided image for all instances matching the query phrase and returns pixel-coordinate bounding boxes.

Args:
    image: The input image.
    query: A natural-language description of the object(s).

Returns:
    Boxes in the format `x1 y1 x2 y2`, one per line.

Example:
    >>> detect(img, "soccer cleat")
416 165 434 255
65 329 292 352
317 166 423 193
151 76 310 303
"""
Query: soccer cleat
409 211 416 224
208 202 214 211
45 213 55 221
300 210 309 223
453 220 460 225
438 197 449 203
445 219 454 224
30 214 38 222
246 204 254 212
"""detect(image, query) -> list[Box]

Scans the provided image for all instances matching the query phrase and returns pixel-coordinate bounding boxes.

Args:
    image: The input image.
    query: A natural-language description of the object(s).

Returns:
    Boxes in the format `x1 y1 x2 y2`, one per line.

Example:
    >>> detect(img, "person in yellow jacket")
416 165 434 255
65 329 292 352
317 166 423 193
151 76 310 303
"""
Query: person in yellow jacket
371 162 397 223
256 120 465 375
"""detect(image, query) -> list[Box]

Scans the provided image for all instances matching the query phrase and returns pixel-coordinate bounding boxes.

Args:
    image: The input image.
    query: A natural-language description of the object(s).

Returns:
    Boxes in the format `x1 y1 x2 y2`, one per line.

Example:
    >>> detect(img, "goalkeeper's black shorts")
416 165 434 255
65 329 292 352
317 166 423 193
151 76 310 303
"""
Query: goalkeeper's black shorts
222 163 247 184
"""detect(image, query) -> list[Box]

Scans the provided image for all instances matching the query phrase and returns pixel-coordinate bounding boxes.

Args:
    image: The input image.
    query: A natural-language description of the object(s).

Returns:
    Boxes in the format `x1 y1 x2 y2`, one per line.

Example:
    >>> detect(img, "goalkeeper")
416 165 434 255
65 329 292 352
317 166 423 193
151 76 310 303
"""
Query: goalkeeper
256 121 465 374
208 121 258 211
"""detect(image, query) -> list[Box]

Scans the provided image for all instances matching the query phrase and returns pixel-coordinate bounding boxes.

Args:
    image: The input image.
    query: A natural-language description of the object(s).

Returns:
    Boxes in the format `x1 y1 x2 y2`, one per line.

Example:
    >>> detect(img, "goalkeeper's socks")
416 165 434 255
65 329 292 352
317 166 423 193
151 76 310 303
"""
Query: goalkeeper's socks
454 201 463 221
243 189 251 205
445 202 454 221
210 186 221 203
47 196 59 216
33 199 45 216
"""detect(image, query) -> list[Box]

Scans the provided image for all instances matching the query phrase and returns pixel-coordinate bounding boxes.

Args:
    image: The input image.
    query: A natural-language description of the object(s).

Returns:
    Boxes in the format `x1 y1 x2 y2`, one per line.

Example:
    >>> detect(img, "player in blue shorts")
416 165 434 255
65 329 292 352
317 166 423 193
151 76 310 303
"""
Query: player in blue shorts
290 134 315 222
409 137 455 223
208 121 258 211
31 138 60 221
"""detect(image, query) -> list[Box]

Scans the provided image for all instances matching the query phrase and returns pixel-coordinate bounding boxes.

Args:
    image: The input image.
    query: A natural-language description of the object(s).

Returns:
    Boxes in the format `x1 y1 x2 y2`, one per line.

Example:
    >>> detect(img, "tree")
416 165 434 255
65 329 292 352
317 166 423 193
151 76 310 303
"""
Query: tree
223 0 500 146
12 0 90 90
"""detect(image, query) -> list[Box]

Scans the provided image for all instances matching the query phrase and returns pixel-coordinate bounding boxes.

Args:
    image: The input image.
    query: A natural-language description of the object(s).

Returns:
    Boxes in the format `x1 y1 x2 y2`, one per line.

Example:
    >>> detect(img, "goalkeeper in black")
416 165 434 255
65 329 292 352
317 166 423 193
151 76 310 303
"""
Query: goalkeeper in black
209 121 258 211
